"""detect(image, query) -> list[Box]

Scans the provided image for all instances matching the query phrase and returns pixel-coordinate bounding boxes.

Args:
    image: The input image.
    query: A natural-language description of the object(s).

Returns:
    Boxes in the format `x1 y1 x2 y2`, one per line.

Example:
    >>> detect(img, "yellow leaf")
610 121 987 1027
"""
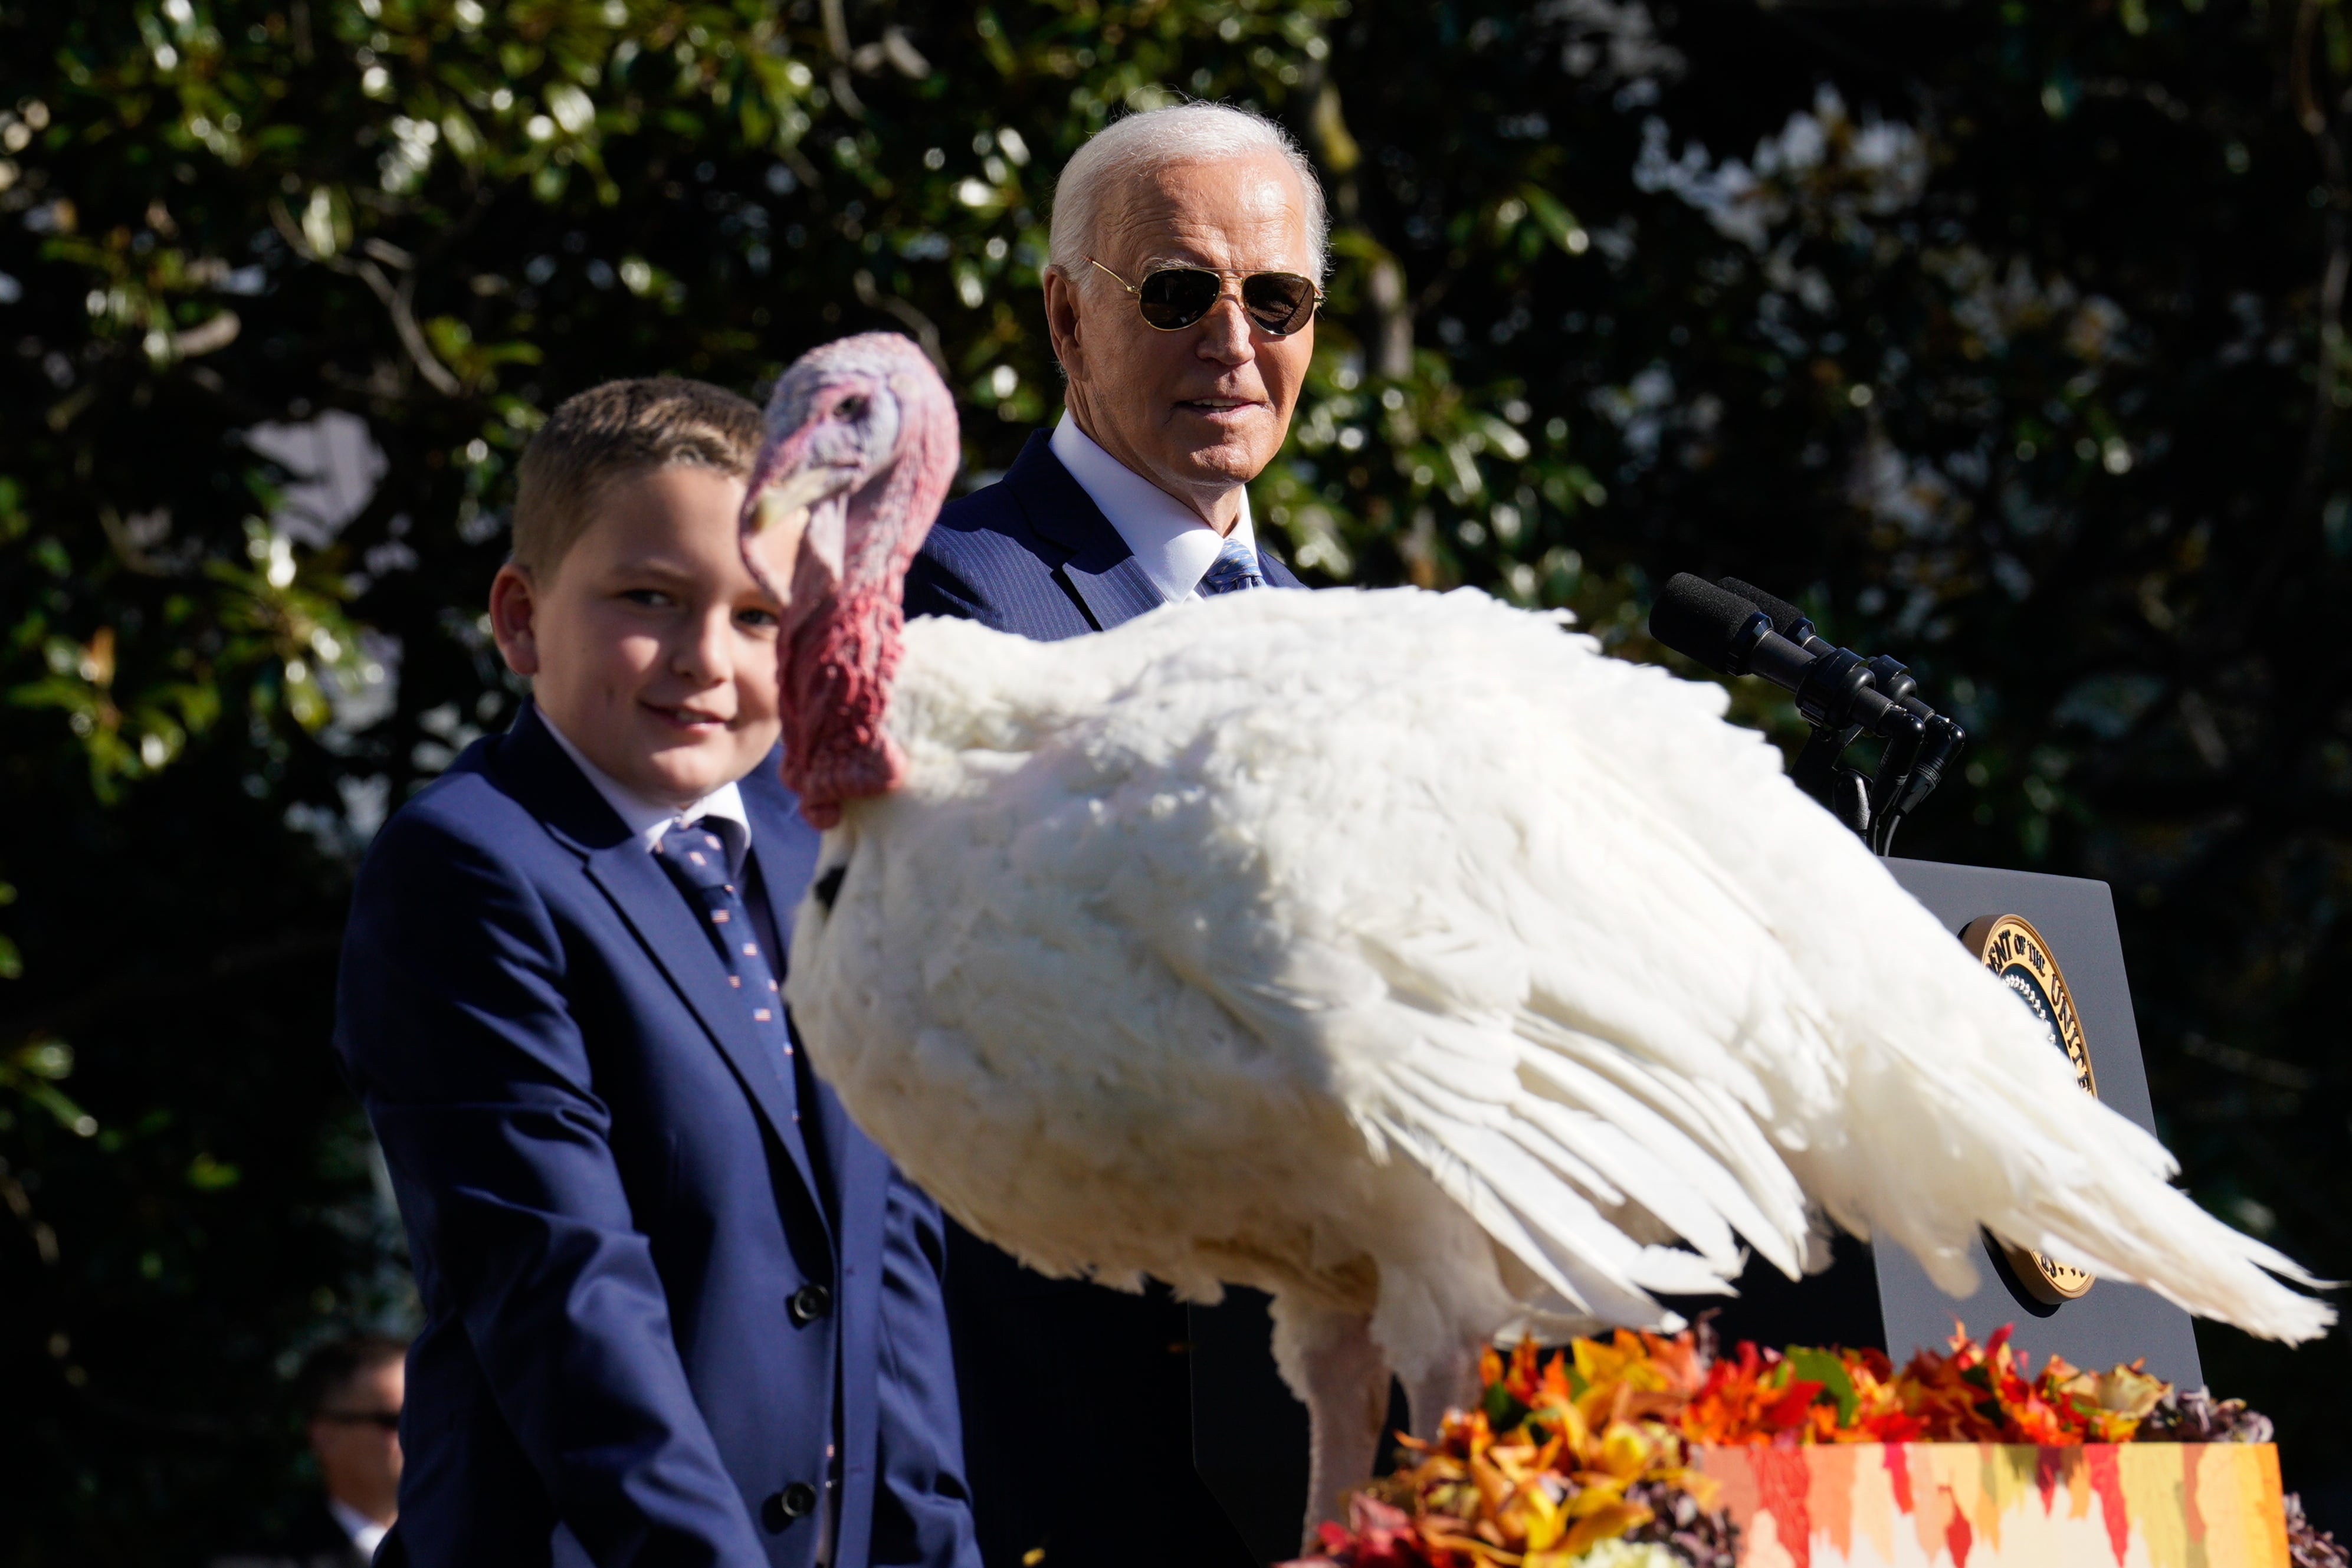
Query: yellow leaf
1560 1499 1654 1557
1596 1421 1658 1481
1469 1452 1514 1514
1511 1482 1566 1551
1564 1479 1629 1518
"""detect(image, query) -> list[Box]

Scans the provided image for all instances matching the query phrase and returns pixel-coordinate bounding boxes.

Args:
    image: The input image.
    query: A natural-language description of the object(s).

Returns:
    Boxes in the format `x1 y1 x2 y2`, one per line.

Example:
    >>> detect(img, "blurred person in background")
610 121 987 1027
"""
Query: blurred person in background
212 1333 406 1568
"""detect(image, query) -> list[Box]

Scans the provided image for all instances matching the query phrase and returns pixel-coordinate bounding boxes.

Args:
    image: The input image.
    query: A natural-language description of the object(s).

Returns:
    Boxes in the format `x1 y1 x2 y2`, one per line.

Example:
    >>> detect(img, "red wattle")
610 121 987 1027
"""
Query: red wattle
779 582 906 828
762 338 961 829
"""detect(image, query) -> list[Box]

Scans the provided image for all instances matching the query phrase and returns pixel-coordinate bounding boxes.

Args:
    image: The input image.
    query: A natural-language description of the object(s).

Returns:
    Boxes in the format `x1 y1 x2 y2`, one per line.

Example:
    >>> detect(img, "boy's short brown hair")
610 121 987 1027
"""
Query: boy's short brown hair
511 376 764 579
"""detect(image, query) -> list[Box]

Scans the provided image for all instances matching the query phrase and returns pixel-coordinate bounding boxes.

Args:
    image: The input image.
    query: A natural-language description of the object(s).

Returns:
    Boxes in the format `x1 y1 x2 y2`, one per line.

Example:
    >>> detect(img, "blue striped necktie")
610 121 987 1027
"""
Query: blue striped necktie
1196 532 1267 596
654 818 799 1115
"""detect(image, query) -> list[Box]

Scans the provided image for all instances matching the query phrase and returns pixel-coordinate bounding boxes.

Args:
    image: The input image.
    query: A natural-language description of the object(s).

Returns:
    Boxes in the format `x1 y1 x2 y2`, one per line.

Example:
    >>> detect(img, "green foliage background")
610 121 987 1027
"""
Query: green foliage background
2 0 2348 1558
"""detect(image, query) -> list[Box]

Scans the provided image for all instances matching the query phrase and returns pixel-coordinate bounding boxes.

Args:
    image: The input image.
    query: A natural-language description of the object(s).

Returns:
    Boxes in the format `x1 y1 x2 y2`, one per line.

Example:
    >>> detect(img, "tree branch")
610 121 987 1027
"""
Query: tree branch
267 198 464 396
354 260 462 398
852 270 945 372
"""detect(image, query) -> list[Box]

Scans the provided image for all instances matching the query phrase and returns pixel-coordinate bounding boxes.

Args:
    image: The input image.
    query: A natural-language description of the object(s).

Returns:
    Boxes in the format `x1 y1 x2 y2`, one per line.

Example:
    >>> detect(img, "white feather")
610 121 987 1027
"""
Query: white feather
786 585 2333 1400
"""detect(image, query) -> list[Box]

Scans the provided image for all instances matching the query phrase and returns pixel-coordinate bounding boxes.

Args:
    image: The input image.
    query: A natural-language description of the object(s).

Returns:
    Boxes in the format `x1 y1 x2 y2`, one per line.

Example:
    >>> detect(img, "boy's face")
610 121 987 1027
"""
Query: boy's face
490 464 782 811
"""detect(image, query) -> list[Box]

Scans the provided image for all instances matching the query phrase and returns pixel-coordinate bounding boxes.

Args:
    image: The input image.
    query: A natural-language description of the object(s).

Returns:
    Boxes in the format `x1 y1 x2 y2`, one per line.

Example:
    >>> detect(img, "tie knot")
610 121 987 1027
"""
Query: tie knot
1197 533 1266 598
657 818 741 888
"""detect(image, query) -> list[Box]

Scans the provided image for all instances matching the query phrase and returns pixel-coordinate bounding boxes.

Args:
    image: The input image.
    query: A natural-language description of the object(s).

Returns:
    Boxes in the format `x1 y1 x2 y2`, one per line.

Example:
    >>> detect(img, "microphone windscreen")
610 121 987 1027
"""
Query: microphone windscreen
1718 577 1807 637
1650 573 1761 673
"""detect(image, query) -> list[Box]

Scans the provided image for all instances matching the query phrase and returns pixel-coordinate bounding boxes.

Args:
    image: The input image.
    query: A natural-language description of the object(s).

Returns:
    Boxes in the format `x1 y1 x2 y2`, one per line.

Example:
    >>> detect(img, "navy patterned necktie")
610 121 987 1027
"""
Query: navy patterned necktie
1196 532 1267 596
654 818 799 1113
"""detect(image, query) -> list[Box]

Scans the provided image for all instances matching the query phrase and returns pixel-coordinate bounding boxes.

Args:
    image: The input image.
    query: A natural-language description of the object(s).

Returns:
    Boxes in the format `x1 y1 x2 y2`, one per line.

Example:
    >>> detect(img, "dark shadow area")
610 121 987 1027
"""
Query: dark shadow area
1979 1231 2064 1321
1661 1232 1888 1354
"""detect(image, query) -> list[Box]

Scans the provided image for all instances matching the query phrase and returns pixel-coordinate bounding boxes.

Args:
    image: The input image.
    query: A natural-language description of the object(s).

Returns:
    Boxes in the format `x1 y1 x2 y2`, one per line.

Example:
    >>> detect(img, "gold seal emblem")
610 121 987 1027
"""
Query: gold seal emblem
1961 913 2097 1304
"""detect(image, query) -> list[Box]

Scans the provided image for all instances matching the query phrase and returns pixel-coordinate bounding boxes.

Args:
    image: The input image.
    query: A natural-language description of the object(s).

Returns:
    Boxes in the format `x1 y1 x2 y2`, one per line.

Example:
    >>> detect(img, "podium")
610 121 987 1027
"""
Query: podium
1189 858 2205 1566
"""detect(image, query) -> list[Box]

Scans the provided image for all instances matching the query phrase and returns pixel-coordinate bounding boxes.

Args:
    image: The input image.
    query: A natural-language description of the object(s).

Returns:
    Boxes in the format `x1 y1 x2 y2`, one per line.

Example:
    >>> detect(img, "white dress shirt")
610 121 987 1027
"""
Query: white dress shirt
326 1497 391 1561
542 711 753 858
1049 410 1259 605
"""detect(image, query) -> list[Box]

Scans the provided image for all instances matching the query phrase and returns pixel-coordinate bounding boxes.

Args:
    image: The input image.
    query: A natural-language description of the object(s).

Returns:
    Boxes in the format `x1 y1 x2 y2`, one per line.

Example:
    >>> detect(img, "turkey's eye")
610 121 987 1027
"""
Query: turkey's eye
834 395 867 422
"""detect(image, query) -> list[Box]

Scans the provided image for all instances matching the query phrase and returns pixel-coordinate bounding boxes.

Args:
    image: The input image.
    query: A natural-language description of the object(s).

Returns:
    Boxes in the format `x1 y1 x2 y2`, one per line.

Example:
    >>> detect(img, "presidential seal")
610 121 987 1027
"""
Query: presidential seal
1962 912 2097 1303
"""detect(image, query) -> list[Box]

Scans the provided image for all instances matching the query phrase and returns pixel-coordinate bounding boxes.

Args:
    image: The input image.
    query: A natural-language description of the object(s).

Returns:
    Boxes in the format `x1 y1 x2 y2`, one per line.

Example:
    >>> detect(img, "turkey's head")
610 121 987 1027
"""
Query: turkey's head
742 332 960 827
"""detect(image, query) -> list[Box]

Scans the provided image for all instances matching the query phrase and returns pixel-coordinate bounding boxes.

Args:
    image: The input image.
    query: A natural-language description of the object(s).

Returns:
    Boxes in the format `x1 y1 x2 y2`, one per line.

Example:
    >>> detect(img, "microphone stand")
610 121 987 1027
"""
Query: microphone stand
1792 723 1869 838
1717 582 1967 858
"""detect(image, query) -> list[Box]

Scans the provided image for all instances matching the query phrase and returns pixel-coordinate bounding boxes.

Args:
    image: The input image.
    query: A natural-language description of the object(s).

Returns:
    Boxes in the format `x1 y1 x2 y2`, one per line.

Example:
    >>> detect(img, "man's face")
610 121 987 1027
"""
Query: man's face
309 1358 404 1524
490 464 783 809
1047 152 1316 526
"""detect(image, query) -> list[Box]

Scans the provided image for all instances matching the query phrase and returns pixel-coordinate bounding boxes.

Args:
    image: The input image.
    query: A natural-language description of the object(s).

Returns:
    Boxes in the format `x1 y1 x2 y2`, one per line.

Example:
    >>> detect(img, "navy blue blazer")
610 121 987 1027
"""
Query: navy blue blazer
904 429 1302 635
906 431 1297 1568
334 704 980 1568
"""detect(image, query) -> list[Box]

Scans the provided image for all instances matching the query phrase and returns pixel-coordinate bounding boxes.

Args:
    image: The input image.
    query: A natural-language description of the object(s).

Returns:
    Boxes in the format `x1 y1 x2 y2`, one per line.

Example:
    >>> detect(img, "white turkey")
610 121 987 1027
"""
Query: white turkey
739 332 2331 1536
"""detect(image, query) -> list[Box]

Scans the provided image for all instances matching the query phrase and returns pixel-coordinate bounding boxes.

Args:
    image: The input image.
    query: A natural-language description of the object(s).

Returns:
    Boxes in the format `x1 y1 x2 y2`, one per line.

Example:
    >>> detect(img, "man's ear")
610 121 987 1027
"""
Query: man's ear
1041 267 1085 382
488 562 541 678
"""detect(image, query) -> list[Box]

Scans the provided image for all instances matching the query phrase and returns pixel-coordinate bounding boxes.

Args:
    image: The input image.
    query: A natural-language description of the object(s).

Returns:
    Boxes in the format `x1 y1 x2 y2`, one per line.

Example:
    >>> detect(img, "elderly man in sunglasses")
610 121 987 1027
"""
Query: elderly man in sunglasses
906 100 1318 635
901 101 1321 1568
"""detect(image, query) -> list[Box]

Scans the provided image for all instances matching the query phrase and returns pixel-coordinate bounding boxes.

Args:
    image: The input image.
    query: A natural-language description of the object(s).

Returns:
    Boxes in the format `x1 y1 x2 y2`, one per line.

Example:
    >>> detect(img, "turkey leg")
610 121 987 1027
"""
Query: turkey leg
1277 1308 1390 1547
1402 1344 1480 1441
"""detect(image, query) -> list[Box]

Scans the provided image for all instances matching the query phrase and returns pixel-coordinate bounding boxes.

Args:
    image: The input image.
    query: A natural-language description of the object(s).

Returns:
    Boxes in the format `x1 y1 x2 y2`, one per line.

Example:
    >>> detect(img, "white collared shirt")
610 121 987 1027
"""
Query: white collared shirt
542 711 753 859
1049 409 1259 605
326 1497 391 1561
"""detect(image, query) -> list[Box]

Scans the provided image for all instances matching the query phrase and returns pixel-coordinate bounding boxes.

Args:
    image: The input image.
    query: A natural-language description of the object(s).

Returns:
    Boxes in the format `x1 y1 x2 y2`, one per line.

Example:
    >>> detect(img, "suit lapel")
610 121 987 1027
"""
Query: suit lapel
1055 549 1165 632
1005 431 1167 632
578 839 829 1220
742 752 874 1232
1258 543 1305 589
1006 428 1308 621
495 707 830 1234
739 749 823 951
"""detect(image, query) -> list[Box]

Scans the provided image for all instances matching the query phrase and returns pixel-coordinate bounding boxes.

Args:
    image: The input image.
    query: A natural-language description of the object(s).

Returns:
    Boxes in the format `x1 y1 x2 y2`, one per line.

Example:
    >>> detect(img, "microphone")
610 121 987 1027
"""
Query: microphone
1721 576 1936 721
1717 578 1826 654
1651 575 1921 743
1705 575 1968 855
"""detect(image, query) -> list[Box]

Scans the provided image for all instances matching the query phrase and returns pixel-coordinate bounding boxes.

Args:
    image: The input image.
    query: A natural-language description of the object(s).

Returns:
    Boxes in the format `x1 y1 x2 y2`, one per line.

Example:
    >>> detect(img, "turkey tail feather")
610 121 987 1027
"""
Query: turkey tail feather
1808 998 2336 1342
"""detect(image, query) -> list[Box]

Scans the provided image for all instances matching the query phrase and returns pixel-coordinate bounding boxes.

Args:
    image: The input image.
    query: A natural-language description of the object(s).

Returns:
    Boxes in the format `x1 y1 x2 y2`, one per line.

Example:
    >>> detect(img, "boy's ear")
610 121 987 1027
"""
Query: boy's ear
488 563 542 678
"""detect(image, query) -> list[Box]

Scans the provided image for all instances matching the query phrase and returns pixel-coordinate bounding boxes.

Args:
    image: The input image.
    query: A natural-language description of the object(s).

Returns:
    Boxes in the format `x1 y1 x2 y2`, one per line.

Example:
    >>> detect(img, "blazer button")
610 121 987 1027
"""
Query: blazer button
761 1481 819 1531
786 1283 832 1325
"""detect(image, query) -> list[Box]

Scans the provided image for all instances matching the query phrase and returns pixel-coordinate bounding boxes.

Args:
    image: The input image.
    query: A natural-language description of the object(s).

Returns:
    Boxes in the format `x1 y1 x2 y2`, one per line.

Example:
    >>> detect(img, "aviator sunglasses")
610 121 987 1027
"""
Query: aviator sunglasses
1086 256 1323 336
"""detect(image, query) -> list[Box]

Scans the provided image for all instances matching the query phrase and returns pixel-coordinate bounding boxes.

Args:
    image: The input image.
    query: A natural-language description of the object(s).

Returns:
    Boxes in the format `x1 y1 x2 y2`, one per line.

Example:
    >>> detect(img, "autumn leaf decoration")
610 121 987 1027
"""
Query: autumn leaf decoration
1290 1324 2197 1568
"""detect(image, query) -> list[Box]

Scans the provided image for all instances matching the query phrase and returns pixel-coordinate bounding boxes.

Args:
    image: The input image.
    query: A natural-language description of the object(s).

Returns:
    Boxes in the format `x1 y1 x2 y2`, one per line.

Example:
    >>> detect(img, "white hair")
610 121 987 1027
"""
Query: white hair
1047 101 1328 286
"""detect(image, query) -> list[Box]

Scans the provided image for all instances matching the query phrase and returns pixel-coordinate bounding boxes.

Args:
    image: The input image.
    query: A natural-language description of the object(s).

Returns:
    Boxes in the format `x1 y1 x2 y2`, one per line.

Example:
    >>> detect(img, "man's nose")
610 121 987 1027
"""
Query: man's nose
1193 291 1255 365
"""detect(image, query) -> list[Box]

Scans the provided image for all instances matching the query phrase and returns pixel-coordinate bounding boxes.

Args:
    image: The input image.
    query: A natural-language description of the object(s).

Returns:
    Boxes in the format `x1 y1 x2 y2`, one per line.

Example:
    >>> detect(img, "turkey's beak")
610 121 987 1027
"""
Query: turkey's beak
744 461 858 606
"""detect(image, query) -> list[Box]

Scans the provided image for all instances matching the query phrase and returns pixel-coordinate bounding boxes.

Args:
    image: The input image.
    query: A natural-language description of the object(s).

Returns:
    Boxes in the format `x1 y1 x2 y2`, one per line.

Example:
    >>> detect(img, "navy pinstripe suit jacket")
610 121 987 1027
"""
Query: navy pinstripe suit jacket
902 430 1299 1568
904 429 1303 636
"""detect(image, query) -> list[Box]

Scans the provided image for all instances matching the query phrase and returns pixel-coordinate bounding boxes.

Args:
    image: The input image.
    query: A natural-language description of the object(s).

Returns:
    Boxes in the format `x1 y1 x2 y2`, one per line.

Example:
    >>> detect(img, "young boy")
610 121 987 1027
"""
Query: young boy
335 379 980 1568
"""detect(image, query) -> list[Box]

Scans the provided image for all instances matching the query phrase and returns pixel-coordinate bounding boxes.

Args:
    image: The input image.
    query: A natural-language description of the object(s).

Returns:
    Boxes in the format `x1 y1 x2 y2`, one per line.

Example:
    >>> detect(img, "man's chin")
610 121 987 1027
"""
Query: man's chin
1164 432 1278 487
